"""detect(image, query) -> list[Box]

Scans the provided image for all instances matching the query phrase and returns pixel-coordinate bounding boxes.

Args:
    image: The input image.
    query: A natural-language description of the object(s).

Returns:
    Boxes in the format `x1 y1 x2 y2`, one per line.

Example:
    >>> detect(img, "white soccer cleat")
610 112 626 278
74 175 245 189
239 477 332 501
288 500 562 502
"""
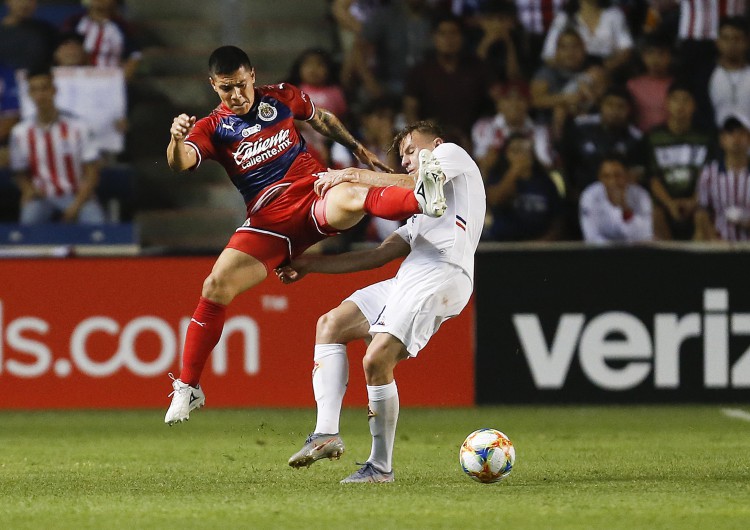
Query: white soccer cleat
414 148 447 218
164 373 206 426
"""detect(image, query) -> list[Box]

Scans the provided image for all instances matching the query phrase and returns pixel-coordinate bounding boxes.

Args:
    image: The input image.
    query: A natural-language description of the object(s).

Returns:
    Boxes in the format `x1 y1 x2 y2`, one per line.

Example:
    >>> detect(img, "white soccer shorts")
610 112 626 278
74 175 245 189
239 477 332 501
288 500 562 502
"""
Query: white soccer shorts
345 261 472 357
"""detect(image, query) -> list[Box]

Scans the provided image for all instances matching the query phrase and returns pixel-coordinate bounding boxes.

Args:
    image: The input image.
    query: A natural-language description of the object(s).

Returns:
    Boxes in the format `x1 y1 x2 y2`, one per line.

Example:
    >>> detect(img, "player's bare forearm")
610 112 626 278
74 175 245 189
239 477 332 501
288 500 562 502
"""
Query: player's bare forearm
309 108 393 172
309 107 359 150
312 234 409 274
276 234 409 283
167 138 197 172
167 114 198 171
315 167 414 196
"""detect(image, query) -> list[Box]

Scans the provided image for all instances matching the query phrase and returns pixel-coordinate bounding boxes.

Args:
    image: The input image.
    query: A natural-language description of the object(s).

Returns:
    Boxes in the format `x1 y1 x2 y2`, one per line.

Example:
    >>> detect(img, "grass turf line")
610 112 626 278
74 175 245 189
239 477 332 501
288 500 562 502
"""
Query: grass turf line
0 406 749 529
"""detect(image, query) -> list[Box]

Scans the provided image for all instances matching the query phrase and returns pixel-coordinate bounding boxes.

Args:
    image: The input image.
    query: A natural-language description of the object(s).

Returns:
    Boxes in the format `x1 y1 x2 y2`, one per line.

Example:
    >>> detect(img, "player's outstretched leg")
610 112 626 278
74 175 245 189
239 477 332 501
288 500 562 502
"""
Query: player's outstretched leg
288 432 346 468
340 462 394 484
414 148 447 217
164 374 206 425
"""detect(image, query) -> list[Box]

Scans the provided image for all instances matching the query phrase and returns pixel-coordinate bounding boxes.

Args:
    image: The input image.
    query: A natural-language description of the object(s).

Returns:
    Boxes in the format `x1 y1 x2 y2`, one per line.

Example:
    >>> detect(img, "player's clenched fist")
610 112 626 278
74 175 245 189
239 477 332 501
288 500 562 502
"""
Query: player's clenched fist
170 114 196 140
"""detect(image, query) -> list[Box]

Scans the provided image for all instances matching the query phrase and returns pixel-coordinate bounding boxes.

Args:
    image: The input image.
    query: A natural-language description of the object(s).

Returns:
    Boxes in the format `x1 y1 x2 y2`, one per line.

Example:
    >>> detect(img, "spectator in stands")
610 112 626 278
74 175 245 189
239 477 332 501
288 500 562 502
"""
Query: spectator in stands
696 115 750 242
354 0 434 99
513 0 567 74
472 81 554 179
485 133 565 241
46 31 128 161
709 16 750 131
676 0 747 131
646 82 715 240
541 0 634 80
53 31 89 67
579 154 653 243
0 61 19 168
472 0 526 81
530 28 608 138
331 97 399 172
330 0 382 58
403 14 492 146
63 0 141 82
0 60 19 221
8 67 104 224
0 0 58 72
626 31 674 133
558 85 646 199
287 48 348 166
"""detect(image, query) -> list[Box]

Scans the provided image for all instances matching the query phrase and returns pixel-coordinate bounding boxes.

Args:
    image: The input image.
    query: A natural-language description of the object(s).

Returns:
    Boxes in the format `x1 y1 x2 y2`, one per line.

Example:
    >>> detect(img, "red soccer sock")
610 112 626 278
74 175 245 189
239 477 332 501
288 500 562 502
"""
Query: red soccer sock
179 297 227 387
363 186 420 220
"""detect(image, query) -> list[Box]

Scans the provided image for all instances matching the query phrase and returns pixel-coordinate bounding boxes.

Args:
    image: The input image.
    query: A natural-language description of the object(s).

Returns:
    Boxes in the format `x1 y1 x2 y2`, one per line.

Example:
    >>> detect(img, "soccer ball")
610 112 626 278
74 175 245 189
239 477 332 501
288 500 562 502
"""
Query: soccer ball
459 428 515 484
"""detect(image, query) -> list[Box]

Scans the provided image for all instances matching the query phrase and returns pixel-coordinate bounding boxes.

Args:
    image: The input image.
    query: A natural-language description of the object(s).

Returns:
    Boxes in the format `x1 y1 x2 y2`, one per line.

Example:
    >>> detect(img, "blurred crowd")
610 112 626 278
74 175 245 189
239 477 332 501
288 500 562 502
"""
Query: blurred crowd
2 0 750 248
309 0 750 245
0 0 137 225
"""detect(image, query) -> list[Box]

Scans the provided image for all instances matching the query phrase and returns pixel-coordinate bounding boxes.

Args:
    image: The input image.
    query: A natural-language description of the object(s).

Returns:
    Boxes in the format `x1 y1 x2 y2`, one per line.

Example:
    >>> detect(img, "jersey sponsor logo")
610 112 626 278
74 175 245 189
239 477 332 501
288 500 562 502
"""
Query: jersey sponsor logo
233 128 292 169
258 102 278 122
221 123 235 132
241 124 261 137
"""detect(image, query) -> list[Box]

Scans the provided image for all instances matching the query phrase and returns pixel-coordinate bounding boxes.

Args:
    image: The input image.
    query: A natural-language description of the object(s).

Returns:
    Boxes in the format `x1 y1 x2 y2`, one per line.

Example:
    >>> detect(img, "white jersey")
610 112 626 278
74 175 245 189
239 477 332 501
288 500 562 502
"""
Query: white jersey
394 142 486 283
579 181 653 243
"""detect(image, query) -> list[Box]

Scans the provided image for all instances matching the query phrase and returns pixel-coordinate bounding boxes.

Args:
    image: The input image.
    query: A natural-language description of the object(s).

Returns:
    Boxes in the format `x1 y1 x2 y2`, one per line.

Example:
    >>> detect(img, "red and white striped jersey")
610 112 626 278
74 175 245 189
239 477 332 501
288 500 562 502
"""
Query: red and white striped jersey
679 0 748 41
9 113 99 198
698 159 750 240
514 0 566 35
66 14 141 67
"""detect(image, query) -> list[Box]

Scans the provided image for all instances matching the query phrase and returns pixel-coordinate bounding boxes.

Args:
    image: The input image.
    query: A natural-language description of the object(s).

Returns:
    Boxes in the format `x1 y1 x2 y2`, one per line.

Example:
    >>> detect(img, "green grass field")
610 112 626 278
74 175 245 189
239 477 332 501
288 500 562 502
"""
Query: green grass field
1 406 749 529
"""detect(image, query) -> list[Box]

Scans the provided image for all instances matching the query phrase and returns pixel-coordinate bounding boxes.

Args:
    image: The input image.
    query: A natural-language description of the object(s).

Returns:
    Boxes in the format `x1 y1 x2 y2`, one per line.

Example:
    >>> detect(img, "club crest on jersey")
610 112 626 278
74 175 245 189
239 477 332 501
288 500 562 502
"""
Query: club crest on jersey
258 102 277 122
241 124 261 137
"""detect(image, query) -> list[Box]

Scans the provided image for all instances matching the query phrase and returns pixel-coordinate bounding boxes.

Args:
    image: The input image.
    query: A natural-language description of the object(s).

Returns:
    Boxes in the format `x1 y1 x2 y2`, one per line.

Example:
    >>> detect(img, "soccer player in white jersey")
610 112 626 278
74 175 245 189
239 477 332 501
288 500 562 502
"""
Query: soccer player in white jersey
276 122 486 483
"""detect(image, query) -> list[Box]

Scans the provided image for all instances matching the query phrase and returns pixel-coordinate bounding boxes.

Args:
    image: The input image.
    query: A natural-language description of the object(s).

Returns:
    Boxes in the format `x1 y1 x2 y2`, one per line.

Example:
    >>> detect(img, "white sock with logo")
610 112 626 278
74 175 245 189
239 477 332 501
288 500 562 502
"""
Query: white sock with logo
313 344 349 435
366 380 399 473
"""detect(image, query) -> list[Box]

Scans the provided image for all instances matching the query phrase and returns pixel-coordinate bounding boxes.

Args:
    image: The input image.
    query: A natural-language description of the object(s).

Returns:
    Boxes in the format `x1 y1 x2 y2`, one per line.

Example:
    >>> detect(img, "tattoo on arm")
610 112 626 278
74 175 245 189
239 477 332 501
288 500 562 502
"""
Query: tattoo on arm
309 108 361 151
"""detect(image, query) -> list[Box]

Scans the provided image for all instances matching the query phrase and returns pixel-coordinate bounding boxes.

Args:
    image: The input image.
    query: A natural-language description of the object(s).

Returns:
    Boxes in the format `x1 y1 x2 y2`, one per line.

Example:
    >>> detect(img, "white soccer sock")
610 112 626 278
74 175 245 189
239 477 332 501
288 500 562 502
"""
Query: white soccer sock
366 380 399 473
313 344 349 434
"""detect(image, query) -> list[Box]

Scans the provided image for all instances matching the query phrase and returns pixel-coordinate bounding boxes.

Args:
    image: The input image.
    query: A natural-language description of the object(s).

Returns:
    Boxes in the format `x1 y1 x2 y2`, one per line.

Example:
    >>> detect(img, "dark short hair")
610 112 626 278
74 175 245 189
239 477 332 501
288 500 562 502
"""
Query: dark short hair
639 31 673 52
719 15 749 35
431 13 464 33
57 31 85 47
667 80 694 98
722 115 750 132
599 152 628 170
209 46 253 76
601 85 633 107
390 121 444 153
26 64 53 80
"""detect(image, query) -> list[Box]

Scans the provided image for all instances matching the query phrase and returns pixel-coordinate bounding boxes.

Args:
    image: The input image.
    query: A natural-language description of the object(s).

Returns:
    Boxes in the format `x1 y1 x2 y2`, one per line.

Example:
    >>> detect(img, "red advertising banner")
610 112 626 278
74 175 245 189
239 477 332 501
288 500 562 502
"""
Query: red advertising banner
0 257 474 409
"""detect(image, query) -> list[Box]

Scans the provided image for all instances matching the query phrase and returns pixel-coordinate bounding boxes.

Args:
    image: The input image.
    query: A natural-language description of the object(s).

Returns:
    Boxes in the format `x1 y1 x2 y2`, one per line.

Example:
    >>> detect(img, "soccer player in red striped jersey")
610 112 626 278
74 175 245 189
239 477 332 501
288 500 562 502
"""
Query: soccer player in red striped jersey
9 67 105 224
164 46 445 425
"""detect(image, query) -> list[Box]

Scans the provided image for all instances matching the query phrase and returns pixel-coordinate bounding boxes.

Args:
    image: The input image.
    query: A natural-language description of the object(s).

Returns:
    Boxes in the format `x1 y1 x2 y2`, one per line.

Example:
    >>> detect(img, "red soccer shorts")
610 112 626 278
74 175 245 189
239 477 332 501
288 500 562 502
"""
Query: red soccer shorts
226 174 338 272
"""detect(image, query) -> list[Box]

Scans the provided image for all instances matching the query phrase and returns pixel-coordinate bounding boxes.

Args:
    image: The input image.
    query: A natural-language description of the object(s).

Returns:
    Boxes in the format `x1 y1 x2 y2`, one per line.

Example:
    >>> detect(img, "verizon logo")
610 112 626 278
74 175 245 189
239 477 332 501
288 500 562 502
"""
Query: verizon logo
234 128 291 169
513 289 750 391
